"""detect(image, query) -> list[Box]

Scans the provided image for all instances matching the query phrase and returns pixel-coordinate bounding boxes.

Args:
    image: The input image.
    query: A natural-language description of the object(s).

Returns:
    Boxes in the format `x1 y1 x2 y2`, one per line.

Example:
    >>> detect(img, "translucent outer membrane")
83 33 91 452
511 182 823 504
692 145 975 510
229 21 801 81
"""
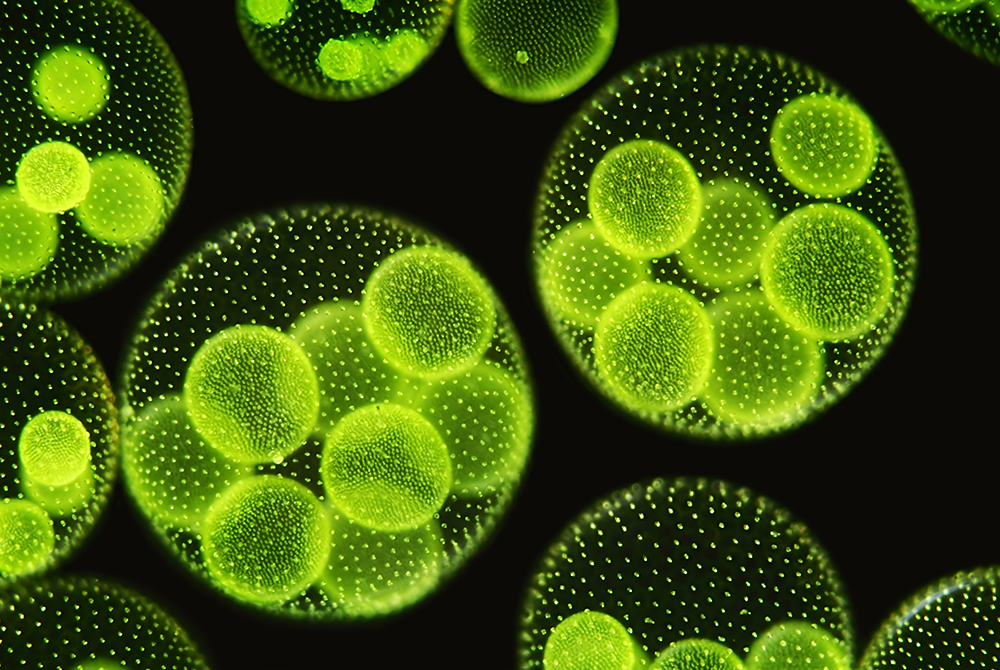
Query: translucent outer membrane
0 301 118 586
0 575 209 668
0 0 192 301
532 46 917 440
236 0 455 100
120 204 533 619
859 566 999 669
519 477 853 669
910 1 1000 65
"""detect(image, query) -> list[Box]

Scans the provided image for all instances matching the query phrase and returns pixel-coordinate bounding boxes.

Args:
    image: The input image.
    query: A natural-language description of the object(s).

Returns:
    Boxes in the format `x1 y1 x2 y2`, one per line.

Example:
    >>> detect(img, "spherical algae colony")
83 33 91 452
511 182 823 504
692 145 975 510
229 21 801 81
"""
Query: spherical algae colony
0 575 209 669
910 0 1000 65
0 301 117 584
236 0 454 100
653 639 744 670
533 46 916 440
120 204 533 619
543 610 644 670
519 478 853 669
859 566 999 670
0 0 192 300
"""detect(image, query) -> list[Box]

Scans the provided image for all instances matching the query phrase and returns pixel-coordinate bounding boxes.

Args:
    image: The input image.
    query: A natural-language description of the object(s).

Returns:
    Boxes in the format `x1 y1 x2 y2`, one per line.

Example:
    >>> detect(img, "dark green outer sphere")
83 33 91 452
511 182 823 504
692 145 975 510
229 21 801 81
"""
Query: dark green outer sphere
911 1 1000 65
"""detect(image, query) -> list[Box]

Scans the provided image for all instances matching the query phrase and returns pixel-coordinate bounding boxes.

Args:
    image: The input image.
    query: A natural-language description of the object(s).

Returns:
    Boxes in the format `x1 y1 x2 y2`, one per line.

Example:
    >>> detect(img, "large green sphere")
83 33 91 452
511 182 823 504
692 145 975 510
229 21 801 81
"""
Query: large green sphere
76 152 165 247
18 410 91 487
30 44 110 124
543 610 639 670
746 622 851 670
15 141 91 214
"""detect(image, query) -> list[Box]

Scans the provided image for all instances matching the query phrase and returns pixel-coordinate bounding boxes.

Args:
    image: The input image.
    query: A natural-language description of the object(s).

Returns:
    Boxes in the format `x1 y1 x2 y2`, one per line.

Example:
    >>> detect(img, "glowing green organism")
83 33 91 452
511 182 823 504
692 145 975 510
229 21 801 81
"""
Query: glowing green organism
31 45 110 124
746 622 851 670
184 323 320 465
594 282 714 414
18 410 91 487
455 0 618 102
77 152 165 246
590 139 703 259
235 0 453 100
363 245 496 378
543 610 644 670
770 94 877 198
909 1 1000 65
0 187 59 283
0 498 55 577
202 475 331 604
652 640 744 670
761 203 894 342
15 141 91 214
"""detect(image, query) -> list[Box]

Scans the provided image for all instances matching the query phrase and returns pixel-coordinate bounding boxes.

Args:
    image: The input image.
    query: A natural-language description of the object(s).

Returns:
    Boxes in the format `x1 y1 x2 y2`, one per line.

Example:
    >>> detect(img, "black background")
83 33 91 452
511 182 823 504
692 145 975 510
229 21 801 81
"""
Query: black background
56 0 996 668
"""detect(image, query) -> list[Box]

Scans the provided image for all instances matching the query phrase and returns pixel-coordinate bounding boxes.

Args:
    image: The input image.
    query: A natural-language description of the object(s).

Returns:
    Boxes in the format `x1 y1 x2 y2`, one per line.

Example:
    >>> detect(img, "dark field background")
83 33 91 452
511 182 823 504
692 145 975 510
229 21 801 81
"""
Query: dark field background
55 1 996 667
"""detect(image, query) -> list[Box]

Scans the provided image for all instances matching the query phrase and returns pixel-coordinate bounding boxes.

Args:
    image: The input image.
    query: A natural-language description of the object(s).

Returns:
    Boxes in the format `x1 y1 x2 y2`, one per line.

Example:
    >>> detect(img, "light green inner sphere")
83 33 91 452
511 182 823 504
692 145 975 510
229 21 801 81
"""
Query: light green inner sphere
594 282 714 414
15 141 92 214
318 39 366 81
321 403 452 532
761 204 894 342
745 622 851 670
362 245 496 378
589 139 703 259
201 475 331 604
652 639 745 670
76 152 164 247
769 93 877 198
543 610 638 670
18 410 91 487
183 324 320 465
245 0 294 27
0 498 54 576
31 45 110 124
0 186 59 282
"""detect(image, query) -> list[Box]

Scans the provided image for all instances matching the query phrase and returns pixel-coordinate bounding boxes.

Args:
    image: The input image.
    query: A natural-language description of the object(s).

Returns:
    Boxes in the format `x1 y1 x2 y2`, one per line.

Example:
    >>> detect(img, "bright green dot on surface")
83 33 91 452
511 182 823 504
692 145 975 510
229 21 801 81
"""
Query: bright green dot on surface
679 178 776 287
322 403 451 532
770 93 877 198
911 0 983 12
184 323 320 465
31 45 110 124
537 219 648 327
590 139 703 259
75 659 130 670
341 0 375 13
15 141 91 214
76 152 164 247
988 0 1000 18
202 475 330 604
745 622 851 670
761 203 894 342
653 639 744 670
0 186 59 282
18 410 91 487
362 245 496 378
121 396 251 529
0 498 54 576
701 292 823 432
317 39 366 81
455 0 618 102
245 0 293 27
594 282 713 414
543 610 638 670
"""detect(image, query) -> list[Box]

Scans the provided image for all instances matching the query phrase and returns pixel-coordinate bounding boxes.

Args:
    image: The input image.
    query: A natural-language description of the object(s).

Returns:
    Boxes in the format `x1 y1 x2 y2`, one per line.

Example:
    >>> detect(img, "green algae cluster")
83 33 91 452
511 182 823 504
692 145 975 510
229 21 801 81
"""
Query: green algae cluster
910 0 1000 65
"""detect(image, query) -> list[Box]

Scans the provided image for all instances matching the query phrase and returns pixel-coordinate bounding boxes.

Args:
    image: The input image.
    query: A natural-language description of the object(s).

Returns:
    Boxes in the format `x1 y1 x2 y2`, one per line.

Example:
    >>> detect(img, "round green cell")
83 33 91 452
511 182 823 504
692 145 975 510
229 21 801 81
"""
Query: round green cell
184 323 320 465
746 622 851 670
0 498 54 577
246 0 294 26
536 219 649 327
652 639 744 670
770 94 877 199
701 292 823 435
18 410 91 487
202 475 331 604
0 186 59 282
455 0 618 102
543 610 639 670
679 178 776 287
762 204 894 341
594 282 713 414
76 152 165 247
322 403 451 532
362 245 496 378
15 141 91 214
31 45 110 124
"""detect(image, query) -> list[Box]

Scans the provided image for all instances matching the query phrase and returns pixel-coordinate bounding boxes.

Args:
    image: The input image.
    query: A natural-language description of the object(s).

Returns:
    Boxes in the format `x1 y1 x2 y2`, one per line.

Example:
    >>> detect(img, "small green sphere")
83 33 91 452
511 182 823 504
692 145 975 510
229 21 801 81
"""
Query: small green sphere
184 324 320 464
543 610 638 670
761 204 894 341
322 403 451 532
455 0 618 102
245 0 294 27
0 187 59 282
746 622 851 670
0 498 55 577
31 45 110 124
537 219 649 327
589 139 703 259
770 94 877 198
653 639 745 670
594 282 714 414
202 475 331 604
15 141 92 214
76 152 164 247
317 39 366 81
18 410 91 487
362 245 496 378
679 178 776 287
